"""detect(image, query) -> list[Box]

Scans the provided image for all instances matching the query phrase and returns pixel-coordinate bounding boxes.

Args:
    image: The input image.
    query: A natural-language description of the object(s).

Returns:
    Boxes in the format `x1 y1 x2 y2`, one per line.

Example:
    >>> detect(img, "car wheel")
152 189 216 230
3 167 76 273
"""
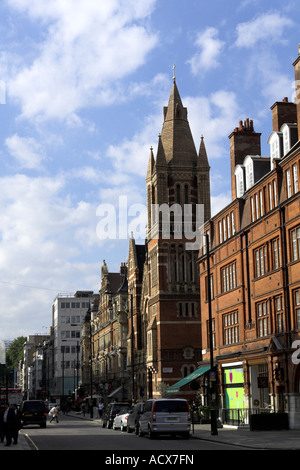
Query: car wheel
121 423 125 432
149 426 155 439
127 425 132 433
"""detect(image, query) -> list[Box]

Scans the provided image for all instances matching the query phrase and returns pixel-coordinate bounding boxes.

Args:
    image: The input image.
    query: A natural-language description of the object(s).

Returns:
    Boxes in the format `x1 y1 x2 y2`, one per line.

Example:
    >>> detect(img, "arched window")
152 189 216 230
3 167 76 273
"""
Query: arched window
176 184 181 204
184 184 189 204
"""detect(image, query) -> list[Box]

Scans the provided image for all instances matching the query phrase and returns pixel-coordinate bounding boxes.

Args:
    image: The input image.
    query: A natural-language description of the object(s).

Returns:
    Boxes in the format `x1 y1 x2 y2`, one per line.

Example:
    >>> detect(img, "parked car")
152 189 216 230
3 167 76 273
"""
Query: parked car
102 402 130 429
113 407 131 431
127 401 145 434
20 400 48 428
138 398 191 439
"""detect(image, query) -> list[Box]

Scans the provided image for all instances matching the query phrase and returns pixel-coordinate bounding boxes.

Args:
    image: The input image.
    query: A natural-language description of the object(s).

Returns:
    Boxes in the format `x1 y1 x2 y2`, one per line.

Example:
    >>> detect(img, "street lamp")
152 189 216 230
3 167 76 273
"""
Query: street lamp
206 232 218 436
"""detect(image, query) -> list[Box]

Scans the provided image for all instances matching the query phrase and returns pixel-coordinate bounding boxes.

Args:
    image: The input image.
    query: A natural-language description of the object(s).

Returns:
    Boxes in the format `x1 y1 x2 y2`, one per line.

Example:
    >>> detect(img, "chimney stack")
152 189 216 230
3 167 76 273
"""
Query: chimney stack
293 46 300 140
270 97 297 132
228 119 261 200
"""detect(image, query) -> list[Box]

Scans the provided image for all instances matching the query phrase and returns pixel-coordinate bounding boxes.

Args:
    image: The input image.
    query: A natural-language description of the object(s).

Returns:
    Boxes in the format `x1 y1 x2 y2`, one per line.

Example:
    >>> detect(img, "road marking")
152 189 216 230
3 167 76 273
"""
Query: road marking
24 433 39 450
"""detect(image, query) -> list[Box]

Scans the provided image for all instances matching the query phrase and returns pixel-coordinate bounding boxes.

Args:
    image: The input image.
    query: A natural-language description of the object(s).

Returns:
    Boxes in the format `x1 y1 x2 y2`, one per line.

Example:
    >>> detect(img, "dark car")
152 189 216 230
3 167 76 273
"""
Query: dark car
127 402 145 434
20 400 48 428
102 402 130 429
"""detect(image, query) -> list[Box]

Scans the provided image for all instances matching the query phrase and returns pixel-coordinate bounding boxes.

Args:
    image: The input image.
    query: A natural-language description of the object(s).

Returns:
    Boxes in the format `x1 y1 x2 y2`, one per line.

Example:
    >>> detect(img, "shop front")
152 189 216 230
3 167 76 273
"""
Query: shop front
221 363 246 425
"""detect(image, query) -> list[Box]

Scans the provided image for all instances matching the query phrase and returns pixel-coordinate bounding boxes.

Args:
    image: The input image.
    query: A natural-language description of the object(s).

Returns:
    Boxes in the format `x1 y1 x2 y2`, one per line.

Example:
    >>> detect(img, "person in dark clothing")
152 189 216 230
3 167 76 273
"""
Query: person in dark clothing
11 404 21 444
3 403 19 446
0 405 5 443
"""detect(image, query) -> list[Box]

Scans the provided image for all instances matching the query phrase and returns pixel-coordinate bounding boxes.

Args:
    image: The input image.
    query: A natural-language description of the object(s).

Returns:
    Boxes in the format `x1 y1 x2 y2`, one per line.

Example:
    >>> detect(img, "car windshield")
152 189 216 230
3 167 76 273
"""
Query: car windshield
114 405 129 413
23 402 44 412
155 401 188 413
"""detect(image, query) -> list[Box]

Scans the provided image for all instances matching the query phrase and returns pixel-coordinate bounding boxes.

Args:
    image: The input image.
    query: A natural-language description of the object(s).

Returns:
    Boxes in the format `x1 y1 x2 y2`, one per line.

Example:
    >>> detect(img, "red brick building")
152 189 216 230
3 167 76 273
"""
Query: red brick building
131 78 211 401
197 49 300 428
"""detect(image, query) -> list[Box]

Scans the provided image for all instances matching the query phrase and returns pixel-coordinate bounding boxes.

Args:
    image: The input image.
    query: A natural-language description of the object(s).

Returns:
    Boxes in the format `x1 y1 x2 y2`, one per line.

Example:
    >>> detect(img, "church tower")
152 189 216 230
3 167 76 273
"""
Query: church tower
142 73 211 398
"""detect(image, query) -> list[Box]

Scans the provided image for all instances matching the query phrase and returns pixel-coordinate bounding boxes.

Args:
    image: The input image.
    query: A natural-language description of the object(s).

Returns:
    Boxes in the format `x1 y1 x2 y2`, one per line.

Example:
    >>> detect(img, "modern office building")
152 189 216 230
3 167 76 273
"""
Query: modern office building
49 291 96 401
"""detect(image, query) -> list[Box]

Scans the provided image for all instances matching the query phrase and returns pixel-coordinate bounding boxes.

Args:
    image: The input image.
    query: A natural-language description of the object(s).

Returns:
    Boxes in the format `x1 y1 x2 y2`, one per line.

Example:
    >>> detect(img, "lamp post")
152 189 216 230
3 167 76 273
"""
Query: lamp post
131 293 135 404
62 346 65 406
87 304 94 419
206 232 218 436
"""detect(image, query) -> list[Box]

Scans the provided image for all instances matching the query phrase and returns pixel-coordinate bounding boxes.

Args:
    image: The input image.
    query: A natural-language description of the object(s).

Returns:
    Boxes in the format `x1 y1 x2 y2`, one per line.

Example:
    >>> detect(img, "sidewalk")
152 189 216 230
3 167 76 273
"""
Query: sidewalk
191 423 300 450
0 431 34 451
69 410 300 450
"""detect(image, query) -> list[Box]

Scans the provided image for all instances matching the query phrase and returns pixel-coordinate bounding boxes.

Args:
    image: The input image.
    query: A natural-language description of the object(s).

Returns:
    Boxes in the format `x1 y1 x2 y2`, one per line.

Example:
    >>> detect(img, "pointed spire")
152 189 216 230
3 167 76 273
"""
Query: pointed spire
198 135 210 168
159 80 197 166
155 133 167 167
146 146 155 180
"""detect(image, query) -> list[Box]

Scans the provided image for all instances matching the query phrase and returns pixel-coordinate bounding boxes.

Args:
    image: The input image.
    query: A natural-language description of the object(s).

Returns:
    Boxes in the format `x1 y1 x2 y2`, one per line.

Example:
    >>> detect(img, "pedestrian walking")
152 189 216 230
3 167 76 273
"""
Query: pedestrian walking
49 405 59 423
98 402 104 419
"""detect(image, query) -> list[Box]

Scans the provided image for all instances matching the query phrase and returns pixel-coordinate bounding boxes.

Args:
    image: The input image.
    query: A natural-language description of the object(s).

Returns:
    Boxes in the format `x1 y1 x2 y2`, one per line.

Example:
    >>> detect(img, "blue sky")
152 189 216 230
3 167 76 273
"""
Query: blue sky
0 0 299 340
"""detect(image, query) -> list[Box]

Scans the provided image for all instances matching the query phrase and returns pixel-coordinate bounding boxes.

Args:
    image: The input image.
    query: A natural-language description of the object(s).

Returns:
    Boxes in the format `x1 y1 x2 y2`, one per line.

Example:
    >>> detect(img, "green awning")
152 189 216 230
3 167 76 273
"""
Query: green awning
167 366 211 393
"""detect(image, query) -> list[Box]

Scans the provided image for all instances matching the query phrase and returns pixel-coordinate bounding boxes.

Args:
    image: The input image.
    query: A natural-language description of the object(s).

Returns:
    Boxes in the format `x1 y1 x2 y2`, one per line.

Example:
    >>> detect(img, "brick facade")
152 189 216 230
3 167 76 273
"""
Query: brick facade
198 49 300 428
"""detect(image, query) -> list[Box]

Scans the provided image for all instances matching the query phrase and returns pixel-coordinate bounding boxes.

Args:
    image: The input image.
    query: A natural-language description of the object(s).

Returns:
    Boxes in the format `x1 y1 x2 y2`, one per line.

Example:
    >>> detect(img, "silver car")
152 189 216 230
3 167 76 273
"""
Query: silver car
112 408 131 431
138 398 190 439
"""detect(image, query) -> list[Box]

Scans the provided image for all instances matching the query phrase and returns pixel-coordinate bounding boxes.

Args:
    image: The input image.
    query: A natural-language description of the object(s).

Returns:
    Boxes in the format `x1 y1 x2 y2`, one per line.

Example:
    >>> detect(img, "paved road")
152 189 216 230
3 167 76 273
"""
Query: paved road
22 414 248 451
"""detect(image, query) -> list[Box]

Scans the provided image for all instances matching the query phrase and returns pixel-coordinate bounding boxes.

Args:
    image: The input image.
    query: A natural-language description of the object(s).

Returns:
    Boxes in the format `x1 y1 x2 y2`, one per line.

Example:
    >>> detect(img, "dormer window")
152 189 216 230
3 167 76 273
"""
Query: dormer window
282 124 290 155
280 123 298 156
234 165 244 197
245 158 254 191
268 132 283 168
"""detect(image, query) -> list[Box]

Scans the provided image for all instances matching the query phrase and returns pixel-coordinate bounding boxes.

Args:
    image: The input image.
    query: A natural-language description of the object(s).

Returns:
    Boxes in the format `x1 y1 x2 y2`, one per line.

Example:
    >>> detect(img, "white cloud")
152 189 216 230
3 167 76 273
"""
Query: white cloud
0 171 105 337
5 0 158 122
185 90 241 159
5 134 45 169
235 12 294 48
106 110 162 177
187 27 225 75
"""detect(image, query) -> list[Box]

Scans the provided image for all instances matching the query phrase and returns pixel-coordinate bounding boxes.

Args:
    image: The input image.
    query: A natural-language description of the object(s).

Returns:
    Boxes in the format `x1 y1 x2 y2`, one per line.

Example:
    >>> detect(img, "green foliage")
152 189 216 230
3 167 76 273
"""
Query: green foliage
6 337 26 369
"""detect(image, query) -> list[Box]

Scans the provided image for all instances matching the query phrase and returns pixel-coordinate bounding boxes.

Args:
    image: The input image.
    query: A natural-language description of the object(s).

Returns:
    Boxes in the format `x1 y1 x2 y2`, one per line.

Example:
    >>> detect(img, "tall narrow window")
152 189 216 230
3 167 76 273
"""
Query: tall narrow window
176 184 181 204
287 169 292 198
293 163 299 193
231 211 235 235
273 180 277 206
257 301 270 337
269 183 273 211
255 194 259 219
291 226 300 261
219 221 223 244
271 238 281 270
227 215 231 238
251 197 255 222
275 296 284 333
259 190 264 217
184 184 189 204
223 218 227 241
254 245 268 277
294 290 300 329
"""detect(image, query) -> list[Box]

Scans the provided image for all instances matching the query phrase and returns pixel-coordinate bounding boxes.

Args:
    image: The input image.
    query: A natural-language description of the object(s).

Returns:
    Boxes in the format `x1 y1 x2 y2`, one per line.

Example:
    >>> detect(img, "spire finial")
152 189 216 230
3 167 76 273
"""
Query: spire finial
172 64 176 81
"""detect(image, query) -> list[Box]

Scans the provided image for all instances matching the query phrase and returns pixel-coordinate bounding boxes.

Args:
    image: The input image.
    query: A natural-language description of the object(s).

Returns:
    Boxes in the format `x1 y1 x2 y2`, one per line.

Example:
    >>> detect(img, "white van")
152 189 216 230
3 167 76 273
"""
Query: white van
138 398 190 439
